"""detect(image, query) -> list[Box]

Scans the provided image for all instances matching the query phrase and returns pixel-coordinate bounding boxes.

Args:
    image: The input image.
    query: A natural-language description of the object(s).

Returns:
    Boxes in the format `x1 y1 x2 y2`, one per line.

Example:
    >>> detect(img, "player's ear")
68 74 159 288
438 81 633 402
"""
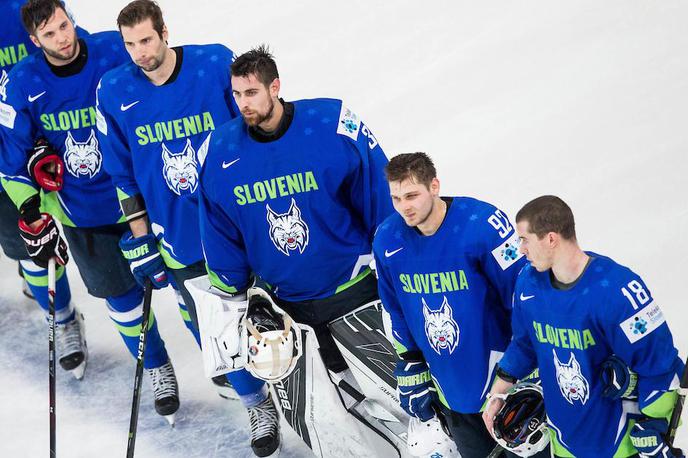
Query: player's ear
29 34 41 49
161 24 169 44
269 78 280 98
429 177 440 196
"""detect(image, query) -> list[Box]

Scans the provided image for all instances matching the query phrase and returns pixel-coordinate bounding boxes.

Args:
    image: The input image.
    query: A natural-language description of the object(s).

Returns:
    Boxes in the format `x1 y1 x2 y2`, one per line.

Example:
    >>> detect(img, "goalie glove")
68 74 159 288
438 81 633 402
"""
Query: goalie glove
185 275 249 377
27 138 64 191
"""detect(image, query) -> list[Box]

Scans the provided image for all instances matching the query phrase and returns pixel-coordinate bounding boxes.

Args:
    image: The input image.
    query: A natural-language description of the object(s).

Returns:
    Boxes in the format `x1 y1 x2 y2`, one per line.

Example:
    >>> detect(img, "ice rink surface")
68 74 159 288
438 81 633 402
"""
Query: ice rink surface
1 0 687 456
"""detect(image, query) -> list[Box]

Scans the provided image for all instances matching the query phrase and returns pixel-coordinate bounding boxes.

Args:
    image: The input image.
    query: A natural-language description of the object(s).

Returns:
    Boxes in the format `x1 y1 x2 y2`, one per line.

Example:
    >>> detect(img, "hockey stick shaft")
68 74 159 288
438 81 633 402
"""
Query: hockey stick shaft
126 280 153 458
666 356 688 446
487 444 505 458
48 258 56 458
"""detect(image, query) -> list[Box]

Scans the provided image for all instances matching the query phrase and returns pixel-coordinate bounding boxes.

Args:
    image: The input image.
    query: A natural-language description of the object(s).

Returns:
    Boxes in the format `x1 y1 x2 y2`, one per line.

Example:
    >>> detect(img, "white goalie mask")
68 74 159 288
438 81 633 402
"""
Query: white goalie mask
407 415 458 457
242 288 303 382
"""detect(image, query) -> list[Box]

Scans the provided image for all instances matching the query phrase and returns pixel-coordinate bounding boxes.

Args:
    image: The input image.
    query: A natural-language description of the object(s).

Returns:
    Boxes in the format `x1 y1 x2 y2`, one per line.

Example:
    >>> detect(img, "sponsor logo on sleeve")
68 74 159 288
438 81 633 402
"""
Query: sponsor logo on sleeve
336 104 361 141
491 233 524 270
621 301 665 343
0 71 16 129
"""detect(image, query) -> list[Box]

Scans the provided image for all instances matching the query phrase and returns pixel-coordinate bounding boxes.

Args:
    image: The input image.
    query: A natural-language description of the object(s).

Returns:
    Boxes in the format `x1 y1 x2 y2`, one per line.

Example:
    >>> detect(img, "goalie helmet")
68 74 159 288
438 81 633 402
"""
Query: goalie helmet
243 288 302 382
492 382 549 457
407 414 458 457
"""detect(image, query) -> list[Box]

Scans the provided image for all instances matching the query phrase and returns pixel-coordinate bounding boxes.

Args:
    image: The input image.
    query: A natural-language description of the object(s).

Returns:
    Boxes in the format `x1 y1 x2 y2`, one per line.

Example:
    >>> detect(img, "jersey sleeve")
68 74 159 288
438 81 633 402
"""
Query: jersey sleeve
96 80 142 208
373 244 419 356
339 113 393 242
601 270 683 420
198 176 251 294
496 275 538 379
218 46 240 119
0 69 40 209
476 204 527 312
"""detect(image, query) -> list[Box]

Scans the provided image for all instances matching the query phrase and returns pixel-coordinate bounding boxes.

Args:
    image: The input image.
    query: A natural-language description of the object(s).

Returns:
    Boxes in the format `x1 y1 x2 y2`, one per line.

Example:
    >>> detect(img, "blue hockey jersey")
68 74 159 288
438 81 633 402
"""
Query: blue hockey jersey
96 44 238 268
498 255 683 458
373 196 526 413
0 31 128 227
199 98 392 300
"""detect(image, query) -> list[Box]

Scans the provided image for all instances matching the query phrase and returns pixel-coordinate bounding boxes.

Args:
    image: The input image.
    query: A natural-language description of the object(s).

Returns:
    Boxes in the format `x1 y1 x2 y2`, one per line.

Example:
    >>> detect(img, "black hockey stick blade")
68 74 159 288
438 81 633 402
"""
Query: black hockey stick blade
666 356 688 448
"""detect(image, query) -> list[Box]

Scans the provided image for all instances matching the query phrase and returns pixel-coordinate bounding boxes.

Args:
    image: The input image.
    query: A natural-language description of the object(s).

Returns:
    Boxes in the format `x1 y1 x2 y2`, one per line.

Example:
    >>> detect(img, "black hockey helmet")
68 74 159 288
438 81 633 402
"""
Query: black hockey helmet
492 382 549 457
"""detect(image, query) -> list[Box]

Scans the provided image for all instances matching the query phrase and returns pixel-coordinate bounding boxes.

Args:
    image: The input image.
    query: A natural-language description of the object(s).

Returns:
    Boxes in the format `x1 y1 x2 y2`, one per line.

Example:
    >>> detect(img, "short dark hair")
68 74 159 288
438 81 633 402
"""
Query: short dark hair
117 0 165 38
231 45 279 87
21 0 68 35
515 195 577 240
384 152 437 188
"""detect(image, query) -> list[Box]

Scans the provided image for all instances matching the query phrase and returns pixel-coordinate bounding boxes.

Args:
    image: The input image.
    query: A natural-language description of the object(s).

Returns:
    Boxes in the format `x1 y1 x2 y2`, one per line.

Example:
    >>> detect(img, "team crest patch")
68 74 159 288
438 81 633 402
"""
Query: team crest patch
423 296 460 355
336 104 361 141
266 198 309 256
161 133 210 196
64 129 102 179
553 349 589 405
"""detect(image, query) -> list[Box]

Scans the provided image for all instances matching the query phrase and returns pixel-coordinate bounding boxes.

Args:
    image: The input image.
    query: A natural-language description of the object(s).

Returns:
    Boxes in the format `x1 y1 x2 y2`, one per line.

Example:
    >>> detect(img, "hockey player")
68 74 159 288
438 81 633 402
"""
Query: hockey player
0 0 180 422
95 1 274 454
483 195 684 458
0 0 83 314
372 152 550 458
196 46 394 454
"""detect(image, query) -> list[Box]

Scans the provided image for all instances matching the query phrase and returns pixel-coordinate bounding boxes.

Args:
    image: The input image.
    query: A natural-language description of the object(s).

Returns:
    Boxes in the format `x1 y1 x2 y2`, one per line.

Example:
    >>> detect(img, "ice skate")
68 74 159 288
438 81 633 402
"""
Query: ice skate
145 360 180 426
211 374 239 400
56 310 88 380
247 392 281 457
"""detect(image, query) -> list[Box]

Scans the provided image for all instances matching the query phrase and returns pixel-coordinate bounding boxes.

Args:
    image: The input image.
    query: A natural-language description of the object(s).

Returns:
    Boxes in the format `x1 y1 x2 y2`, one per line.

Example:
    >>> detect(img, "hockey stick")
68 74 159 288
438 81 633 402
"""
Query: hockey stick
126 280 153 458
487 444 505 458
48 258 57 458
666 356 688 447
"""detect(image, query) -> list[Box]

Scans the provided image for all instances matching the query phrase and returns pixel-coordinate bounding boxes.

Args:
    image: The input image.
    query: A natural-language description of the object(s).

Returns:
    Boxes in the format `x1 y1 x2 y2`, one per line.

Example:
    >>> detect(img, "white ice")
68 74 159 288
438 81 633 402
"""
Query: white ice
1 0 687 456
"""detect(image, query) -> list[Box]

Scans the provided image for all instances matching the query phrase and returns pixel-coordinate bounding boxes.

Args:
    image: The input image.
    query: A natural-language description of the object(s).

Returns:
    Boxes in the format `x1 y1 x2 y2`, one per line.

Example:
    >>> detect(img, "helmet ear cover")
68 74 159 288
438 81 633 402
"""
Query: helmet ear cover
491 382 550 457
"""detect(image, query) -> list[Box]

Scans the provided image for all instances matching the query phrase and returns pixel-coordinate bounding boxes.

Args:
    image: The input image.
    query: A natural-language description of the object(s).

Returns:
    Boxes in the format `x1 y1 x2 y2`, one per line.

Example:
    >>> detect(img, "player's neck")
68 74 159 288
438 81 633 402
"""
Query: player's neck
258 99 284 133
417 197 447 236
144 48 176 86
551 244 589 284
44 39 81 67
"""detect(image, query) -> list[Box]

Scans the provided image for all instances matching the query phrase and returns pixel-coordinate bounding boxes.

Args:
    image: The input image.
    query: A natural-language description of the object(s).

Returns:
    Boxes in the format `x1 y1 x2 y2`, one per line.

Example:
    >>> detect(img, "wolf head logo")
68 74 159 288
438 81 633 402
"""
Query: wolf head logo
553 349 589 405
64 129 102 179
266 198 309 256
161 134 210 196
423 296 460 355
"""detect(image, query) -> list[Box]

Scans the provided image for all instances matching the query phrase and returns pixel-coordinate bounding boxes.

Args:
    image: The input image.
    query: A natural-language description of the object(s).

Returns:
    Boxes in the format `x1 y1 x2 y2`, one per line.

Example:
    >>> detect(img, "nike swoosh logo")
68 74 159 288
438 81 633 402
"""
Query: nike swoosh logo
222 158 240 169
120 101 140 111
384 247 403 258
520 293 535 301
27 91 46 102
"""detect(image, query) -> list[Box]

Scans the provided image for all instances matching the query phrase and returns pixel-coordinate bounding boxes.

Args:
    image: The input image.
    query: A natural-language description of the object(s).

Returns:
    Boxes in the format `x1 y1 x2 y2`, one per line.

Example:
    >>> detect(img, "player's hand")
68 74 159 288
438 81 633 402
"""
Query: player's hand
630 418 684 458
482 375 515 438
27 138 64 191
18 213 69 268
601 355 638 400
394 357 436 421
119 231 169 289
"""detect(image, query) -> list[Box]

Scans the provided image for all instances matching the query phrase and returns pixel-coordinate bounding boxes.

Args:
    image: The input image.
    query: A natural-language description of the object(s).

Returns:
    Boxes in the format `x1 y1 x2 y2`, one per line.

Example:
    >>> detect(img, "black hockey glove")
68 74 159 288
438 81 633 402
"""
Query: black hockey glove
18 213 69 268
27 138 64 191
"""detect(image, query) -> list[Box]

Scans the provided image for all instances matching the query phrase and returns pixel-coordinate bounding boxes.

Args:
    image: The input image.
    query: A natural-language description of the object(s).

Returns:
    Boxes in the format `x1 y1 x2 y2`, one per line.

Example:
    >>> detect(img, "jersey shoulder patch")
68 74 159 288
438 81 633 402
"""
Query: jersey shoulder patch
0 71 17 128
336 103 361 141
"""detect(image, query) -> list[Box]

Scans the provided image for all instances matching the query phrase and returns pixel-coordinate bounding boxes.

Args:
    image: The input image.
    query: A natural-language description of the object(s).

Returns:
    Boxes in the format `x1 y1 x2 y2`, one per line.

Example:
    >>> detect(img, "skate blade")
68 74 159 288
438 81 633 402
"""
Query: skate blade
164 413 176 426
70 360 87 380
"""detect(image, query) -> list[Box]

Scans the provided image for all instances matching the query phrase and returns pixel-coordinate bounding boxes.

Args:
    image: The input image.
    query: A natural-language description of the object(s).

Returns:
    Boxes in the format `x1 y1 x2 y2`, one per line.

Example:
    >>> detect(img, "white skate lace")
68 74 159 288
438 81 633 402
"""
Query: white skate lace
146 362 177 399
248 395 279 442
56 315 84 357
